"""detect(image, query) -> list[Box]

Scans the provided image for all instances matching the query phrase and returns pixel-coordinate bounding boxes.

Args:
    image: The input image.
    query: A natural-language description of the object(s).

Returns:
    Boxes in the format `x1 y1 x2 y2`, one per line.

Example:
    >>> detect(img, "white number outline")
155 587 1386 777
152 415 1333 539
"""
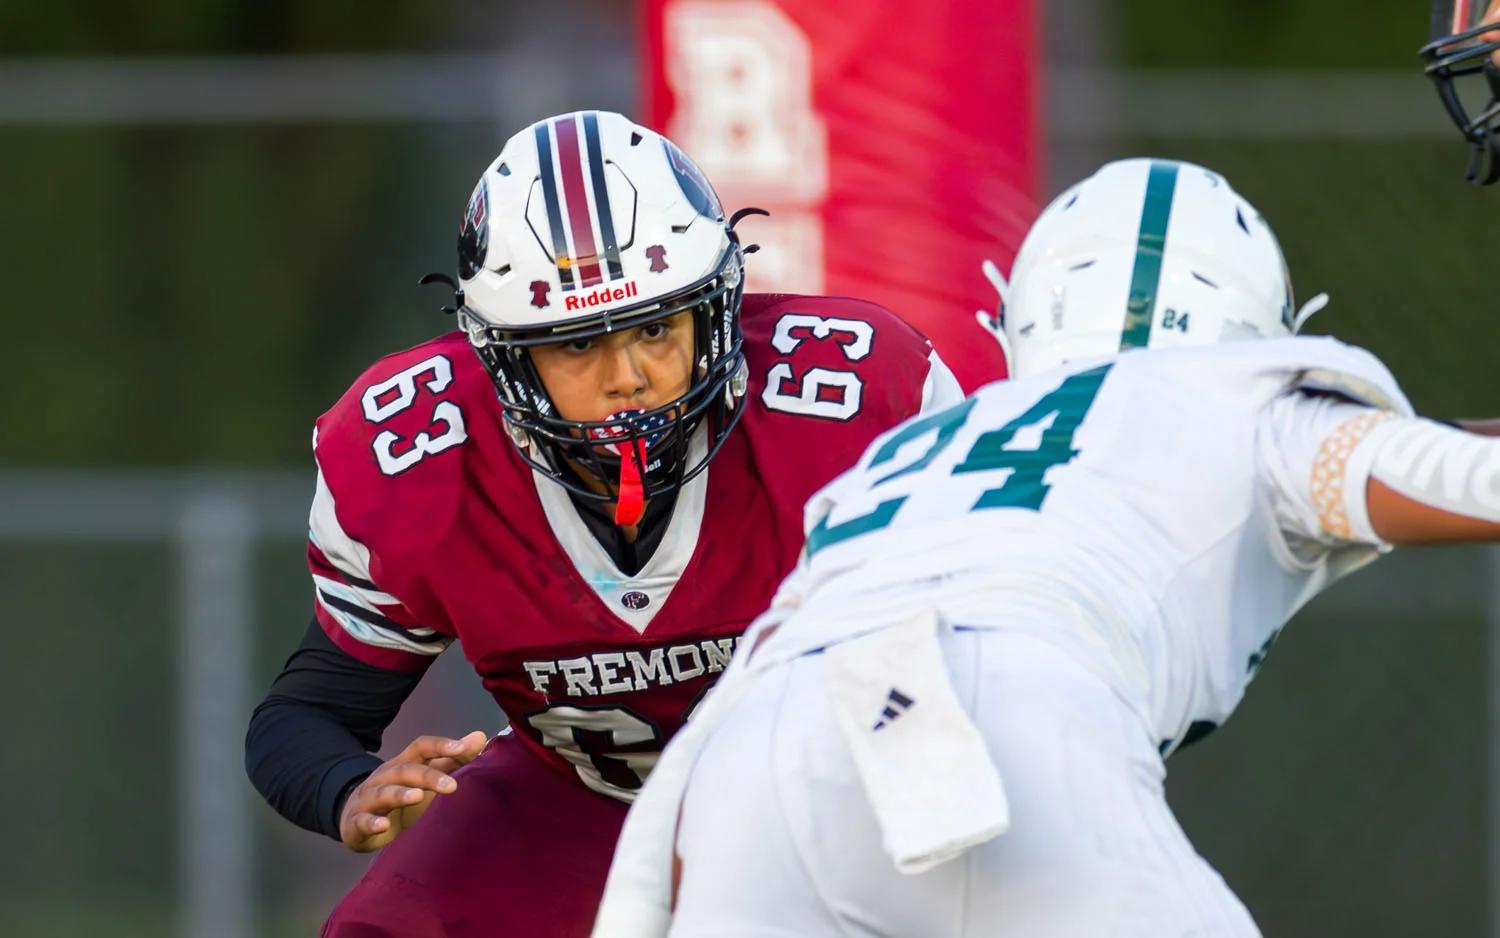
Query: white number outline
761 312 876 421
770 314 874 360
359 355 468 476
762 363 864 421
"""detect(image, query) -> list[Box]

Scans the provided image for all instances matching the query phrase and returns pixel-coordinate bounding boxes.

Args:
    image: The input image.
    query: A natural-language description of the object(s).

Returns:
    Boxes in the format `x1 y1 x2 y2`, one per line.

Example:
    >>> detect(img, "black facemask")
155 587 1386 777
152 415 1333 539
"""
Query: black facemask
1422 1 1500 185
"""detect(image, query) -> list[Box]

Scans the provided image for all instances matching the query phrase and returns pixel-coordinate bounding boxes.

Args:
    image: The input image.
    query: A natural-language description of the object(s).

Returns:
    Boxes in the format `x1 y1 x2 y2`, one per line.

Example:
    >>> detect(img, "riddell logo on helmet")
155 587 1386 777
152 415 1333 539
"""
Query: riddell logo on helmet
564 280 639 311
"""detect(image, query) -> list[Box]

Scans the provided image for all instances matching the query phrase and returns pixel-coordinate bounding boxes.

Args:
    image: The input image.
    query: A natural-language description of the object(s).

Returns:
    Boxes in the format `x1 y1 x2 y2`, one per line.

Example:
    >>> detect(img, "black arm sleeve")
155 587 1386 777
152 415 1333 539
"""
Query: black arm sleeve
245 618 425 840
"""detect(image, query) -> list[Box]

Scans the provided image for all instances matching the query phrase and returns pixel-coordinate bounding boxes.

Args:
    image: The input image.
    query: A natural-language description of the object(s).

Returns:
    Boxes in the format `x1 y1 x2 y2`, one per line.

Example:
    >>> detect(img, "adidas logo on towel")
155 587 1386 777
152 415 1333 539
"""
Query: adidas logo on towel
872 688 916 731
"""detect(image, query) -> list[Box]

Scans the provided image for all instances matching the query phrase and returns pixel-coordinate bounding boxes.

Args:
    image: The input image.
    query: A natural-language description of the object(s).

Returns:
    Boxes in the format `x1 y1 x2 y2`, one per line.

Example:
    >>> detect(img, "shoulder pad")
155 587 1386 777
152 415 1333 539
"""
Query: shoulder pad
1297 367 1403 413
1286 337 1414 417
311 332 523 557
315 332 493 478
739 294 936 426
741 293 929 346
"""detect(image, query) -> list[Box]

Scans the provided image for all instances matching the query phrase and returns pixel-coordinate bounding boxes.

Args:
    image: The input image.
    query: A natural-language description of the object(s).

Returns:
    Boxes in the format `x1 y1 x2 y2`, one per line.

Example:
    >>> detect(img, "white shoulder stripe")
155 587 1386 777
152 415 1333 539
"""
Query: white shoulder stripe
309 468 380 585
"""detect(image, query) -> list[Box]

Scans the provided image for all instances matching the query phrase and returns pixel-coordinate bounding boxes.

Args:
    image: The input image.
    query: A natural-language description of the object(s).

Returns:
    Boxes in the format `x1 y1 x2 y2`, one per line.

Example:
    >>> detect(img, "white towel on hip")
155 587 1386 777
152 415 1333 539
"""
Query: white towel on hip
823 612 1010 874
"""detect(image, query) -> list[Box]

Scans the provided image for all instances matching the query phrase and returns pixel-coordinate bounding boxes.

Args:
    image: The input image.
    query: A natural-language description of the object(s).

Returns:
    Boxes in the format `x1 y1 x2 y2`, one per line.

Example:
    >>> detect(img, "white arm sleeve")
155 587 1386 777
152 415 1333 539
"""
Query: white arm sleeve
1365 417 1500 524
1255 391 1399 562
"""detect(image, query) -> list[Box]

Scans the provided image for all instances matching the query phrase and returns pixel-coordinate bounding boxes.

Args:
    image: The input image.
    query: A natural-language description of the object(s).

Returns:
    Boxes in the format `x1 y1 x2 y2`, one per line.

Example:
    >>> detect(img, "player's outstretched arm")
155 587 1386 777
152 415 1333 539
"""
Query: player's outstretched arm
1360 416 1500 545
1367 476 1500 543
338 730 487 852
1453 418 1500 437
1262 394 1500 554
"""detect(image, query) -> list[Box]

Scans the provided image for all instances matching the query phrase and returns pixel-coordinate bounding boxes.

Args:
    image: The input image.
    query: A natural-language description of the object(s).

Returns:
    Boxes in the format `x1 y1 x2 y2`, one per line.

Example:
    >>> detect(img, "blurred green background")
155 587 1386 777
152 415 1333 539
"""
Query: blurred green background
1 2 1496 936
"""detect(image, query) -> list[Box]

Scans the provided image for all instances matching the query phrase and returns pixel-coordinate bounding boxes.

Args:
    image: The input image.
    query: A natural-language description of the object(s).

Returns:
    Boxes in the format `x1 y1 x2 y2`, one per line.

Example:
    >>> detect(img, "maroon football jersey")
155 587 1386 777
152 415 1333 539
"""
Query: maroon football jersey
306 293 958 799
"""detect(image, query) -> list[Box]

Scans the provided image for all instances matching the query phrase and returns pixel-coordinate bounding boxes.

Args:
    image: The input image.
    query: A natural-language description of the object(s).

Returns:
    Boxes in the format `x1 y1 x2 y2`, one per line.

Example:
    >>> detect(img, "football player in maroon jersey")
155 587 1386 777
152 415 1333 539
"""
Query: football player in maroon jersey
245 110 966 937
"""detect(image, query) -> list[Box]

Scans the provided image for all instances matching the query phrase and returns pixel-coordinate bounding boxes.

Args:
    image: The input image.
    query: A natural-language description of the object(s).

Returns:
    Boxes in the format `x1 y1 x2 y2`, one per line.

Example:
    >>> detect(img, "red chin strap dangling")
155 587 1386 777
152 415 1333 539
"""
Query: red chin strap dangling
613 439 646 526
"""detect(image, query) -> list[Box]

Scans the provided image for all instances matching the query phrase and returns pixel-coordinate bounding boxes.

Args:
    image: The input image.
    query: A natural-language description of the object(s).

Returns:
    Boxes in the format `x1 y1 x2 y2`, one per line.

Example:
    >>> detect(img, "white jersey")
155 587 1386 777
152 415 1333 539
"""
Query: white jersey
778 336 1414 754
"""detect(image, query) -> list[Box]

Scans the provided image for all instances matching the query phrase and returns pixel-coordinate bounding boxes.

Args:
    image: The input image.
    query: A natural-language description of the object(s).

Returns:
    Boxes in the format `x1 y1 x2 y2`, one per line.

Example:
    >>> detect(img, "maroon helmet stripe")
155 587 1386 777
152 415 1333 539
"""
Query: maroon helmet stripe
553 116 604 288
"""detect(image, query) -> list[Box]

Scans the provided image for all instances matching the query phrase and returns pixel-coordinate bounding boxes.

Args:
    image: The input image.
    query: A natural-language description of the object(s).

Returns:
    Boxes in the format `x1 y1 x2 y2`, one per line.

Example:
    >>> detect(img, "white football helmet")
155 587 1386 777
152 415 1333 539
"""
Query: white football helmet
986 158 1327 380
450 110 751 504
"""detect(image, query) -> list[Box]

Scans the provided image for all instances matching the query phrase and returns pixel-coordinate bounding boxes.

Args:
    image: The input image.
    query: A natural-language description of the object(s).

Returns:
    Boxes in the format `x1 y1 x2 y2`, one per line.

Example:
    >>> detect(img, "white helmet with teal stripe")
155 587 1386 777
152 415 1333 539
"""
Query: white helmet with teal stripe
987 158 1328 380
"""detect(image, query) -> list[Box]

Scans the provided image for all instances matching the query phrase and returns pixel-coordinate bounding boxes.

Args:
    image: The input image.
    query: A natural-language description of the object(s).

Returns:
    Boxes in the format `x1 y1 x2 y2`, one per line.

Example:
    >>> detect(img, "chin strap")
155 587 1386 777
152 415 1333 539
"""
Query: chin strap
1292 293 1330 333
614 440 647 526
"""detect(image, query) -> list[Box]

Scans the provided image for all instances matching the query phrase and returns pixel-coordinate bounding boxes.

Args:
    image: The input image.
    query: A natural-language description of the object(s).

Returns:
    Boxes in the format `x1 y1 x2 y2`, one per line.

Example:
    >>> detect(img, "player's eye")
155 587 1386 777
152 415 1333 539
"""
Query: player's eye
639 321 671 341
564 337 594 353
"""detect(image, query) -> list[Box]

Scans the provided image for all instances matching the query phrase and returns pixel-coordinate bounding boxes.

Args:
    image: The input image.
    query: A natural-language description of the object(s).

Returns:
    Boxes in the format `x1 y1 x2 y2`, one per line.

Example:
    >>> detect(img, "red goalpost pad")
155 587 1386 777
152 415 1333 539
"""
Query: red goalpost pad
642 0 1040 390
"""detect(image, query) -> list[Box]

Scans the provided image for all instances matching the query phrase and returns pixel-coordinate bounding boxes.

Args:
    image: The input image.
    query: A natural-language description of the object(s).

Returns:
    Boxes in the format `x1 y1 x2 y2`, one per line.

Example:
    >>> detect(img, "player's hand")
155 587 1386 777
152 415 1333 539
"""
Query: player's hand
338 730 488 853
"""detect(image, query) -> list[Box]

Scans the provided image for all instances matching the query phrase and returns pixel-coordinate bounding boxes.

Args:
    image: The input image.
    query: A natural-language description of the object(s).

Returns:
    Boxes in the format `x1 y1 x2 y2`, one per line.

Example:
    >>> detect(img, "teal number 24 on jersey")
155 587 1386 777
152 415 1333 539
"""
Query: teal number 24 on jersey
805 364 1113 556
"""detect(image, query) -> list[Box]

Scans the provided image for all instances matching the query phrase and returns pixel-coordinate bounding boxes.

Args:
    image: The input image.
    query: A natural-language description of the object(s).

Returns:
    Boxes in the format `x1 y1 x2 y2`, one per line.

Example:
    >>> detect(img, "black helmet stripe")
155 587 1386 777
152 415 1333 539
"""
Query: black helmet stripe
533 121 575 289
582 111 625 281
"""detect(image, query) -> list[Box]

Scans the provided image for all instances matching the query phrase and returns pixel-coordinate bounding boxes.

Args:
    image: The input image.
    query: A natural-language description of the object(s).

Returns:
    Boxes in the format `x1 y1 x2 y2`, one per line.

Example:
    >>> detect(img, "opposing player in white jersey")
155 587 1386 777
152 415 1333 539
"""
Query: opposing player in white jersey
587 157 1500 938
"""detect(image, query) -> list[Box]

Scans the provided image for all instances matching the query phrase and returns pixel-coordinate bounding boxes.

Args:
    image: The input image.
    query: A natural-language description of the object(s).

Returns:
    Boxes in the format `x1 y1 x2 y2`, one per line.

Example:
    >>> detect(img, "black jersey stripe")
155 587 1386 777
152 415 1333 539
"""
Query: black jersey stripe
317 589 436 641
343 572 380 592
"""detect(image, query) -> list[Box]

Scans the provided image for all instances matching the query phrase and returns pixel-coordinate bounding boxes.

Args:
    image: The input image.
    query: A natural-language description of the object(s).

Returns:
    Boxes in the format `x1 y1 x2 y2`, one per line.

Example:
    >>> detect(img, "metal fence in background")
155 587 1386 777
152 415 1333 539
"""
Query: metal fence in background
1 473 303 938
0 472 499 938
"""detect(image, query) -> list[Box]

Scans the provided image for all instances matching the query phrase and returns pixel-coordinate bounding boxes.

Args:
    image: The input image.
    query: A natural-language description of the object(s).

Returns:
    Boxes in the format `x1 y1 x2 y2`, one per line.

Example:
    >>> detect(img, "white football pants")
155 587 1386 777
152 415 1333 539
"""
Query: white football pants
669 628 1262 938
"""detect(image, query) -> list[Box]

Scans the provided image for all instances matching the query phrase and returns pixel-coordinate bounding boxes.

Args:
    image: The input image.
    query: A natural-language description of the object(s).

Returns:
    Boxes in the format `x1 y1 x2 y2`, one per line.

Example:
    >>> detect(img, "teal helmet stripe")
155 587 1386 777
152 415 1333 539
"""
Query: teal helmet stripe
1120 161 1180 350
